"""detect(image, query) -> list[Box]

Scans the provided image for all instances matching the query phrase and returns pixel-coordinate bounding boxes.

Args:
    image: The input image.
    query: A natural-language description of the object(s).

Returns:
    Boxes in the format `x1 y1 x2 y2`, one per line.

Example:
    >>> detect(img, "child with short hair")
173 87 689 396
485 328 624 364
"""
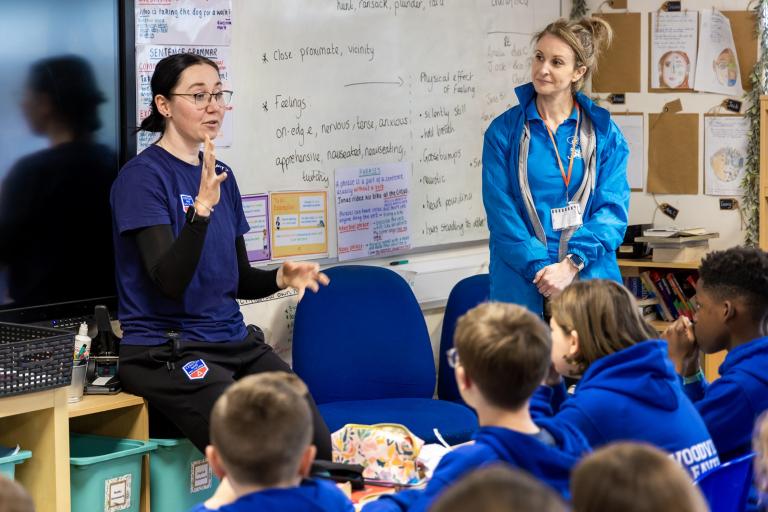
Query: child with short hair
535 279 720 478
666 247 768 462
430 464 567 512
0 475 35 512
571 442 708 512
362 302 590 512
190 372 353 512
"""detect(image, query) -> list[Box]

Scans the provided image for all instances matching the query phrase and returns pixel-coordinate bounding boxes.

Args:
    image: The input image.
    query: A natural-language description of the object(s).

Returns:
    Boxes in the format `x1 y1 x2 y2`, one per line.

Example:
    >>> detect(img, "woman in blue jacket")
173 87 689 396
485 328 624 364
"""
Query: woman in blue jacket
483 17 630 312
533 279 720 479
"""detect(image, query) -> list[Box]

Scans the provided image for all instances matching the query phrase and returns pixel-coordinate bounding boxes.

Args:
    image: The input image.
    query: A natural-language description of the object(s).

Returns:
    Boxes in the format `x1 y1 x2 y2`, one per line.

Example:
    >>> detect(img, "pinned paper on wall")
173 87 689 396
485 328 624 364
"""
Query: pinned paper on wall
135 45 233 152
335 162 411 261
612 113 644 191
647 110 698 195
135 0 232 46
270 191 328 259
694 10 743 96
704 115 748 196
593 13 641 93
723 11 758 92
649 11 698 92
242 193 270 262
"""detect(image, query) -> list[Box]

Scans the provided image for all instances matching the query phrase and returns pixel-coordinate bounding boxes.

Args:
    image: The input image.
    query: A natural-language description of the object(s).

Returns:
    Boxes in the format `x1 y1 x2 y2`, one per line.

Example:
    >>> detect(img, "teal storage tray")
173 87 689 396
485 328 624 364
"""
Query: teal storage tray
0 450 31 480
150 438 218 511
70 434 156 512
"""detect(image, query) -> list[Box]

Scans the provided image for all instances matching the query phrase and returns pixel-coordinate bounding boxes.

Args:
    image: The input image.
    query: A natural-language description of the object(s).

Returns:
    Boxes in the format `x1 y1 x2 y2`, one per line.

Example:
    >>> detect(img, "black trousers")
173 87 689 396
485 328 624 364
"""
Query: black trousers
118 326 332 460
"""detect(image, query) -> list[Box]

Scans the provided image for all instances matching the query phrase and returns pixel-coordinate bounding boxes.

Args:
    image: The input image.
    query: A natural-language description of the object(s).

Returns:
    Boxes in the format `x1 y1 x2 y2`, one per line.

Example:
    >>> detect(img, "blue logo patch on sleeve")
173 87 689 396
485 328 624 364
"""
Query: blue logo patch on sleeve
182 359 209 380
180 194 194 213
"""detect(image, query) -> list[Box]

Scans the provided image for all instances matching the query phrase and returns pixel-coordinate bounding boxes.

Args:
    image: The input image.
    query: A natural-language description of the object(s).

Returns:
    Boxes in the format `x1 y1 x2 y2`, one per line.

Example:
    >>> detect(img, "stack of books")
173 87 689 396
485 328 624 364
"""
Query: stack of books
635 227 719 263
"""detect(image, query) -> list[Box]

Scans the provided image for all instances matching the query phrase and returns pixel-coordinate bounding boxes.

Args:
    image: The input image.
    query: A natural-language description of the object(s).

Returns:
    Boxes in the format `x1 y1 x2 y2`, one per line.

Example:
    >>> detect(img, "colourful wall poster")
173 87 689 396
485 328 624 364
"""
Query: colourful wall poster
335 162 411 261
241 193 270 262
136 44 233 152
270 191 328 259
135 0 232 46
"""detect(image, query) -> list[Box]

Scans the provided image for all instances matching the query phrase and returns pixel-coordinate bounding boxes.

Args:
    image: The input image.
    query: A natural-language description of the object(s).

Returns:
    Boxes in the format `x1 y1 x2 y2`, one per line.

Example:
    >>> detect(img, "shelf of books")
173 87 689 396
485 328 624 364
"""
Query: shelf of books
618 259 726 381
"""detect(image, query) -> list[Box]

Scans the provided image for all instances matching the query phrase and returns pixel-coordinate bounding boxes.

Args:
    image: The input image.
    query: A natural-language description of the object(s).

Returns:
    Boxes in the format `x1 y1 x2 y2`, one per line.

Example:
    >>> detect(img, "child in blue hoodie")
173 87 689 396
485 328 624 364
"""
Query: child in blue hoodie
533 279 720 478
362 302 591 512
665 247 768 462
189 372 353 512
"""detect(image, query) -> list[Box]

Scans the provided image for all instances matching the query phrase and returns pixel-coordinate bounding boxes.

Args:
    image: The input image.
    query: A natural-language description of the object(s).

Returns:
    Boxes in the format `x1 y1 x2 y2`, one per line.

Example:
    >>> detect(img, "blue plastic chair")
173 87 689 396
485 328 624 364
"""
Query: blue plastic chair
695 452 756 512
437 274 490 404
292 265 478 445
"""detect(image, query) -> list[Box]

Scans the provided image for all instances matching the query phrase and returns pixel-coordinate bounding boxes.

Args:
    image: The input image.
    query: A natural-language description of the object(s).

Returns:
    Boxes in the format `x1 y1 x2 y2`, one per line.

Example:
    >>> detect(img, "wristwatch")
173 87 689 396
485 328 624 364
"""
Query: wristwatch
185 205 211 225
565 253 585 272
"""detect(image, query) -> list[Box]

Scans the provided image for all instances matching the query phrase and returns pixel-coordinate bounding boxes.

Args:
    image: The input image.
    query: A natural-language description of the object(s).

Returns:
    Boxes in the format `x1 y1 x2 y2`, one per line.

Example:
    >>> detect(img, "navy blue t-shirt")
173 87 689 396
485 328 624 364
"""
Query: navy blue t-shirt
110 145 250 345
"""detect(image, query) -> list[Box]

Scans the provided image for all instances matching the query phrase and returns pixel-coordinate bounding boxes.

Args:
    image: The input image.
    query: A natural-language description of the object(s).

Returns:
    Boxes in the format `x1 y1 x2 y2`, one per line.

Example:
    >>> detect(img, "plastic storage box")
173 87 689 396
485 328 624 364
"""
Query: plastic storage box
69 434 156 512
0 322 73 397
150 438 218 511
0 450 32 480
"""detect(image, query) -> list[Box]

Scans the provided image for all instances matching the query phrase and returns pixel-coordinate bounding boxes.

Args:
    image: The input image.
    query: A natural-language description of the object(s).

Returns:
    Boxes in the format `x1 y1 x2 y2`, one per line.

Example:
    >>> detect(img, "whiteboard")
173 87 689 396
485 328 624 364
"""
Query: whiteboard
217 0 561 259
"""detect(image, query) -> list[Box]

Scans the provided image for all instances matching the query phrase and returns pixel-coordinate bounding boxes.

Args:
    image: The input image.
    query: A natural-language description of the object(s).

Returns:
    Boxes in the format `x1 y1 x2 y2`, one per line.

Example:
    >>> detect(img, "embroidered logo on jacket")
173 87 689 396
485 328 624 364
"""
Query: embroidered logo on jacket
180 194 194 213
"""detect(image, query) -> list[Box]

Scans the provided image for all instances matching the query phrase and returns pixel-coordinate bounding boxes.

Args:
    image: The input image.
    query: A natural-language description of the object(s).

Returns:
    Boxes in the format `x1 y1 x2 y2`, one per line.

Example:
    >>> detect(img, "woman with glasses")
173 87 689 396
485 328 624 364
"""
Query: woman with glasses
111 53 332 459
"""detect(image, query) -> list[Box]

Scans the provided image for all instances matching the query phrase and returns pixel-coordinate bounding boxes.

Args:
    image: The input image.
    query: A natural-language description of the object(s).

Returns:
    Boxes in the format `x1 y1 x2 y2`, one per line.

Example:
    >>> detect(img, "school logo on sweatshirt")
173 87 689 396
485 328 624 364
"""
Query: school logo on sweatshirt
182 359 209 380
180 194 194 213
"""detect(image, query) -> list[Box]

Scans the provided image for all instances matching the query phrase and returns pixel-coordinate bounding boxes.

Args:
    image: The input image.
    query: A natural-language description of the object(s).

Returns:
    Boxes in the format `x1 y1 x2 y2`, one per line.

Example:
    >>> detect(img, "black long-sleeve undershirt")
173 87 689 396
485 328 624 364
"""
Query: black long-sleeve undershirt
133 223 280 301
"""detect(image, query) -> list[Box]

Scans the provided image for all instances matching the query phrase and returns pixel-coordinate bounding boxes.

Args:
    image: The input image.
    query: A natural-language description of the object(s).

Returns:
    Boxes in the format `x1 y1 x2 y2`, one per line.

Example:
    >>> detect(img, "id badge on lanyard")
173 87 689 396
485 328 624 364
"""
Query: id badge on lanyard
552 202 583 231
543 103 582 232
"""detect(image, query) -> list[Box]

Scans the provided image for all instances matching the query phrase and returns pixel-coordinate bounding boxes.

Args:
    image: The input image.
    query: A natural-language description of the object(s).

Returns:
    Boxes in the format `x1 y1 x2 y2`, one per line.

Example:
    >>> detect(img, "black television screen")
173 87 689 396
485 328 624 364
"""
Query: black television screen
0 1 127 324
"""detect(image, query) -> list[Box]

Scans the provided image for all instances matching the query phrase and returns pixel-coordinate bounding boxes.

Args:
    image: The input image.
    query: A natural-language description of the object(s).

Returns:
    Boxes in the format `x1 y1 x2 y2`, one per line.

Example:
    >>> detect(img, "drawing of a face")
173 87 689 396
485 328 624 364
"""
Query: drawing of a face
713 48 738 87
659 51 690 89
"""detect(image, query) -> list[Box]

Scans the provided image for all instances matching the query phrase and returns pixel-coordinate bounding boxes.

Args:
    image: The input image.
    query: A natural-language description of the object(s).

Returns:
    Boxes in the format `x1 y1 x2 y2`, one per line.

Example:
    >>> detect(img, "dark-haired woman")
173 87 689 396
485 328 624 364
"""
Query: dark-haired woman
111 53 332 457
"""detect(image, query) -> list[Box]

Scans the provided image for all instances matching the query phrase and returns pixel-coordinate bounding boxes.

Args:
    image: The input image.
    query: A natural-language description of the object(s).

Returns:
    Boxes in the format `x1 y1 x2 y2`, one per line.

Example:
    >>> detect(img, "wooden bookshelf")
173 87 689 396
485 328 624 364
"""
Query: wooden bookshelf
617 258 700 270
617 259 725 381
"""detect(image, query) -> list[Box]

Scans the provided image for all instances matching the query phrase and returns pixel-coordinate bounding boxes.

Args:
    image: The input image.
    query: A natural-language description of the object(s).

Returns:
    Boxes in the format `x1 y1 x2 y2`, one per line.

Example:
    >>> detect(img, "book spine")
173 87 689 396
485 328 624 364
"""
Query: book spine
649 270 680 320
667 273 693 320
640 271 674 322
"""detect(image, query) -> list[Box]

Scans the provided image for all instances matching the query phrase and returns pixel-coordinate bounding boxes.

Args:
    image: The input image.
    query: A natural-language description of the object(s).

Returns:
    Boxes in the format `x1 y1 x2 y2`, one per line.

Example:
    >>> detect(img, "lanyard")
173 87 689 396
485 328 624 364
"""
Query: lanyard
542 103 580 201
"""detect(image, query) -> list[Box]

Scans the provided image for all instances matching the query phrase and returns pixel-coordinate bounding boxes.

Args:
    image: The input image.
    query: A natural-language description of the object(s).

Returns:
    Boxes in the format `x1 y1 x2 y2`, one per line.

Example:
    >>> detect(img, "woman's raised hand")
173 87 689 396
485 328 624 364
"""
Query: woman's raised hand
196 135 227 214
276 261 331 302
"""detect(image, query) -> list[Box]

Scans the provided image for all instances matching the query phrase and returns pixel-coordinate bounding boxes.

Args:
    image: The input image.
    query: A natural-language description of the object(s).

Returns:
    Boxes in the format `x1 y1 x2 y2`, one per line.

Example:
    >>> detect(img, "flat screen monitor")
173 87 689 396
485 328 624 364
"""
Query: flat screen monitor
0 1 131 325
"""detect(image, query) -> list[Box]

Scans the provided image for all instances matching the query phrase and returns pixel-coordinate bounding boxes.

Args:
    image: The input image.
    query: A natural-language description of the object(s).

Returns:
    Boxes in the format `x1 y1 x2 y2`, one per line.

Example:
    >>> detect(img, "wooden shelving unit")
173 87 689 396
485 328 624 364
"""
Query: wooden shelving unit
0 390 149 512
617 259 726 381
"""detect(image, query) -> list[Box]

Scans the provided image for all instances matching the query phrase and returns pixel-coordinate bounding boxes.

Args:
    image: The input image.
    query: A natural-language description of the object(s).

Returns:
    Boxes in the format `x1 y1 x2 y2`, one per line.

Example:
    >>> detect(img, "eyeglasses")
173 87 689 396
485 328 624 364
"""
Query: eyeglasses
446 348 460 369
169 90 233 109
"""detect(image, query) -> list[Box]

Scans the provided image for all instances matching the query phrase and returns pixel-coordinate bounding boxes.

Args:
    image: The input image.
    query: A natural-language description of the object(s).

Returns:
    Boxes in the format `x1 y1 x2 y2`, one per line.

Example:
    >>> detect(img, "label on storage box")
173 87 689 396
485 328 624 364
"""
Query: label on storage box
105 474 131 511
190 459 213 493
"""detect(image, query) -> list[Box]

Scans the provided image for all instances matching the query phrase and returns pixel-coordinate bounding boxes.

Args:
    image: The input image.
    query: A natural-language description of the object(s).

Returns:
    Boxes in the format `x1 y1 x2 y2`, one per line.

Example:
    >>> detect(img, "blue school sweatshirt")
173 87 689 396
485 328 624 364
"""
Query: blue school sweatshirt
532 340 720 478
683 336 768 462
361 418 590 512
188 479 354 512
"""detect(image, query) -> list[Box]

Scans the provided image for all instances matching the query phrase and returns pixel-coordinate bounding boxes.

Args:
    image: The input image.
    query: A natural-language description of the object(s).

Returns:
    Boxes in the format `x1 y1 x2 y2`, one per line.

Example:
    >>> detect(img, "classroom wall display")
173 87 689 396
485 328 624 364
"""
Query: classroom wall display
694 10 743 96
650 11 699 91
134 0 234 152
704 115 748 196
214 0 561 261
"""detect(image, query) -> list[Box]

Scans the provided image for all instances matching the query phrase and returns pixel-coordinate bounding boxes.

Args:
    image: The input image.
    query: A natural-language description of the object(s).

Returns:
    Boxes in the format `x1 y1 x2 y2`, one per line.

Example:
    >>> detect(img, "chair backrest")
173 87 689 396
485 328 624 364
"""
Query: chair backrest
437 273 490 402
292 265 436 404
695 452 756 512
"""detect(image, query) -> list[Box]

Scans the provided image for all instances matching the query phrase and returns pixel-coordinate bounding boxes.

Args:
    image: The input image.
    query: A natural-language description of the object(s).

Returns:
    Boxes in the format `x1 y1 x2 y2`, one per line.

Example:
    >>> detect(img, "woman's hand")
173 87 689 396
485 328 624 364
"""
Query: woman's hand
196 135 227 215
277 261 330 301
533 260 579 299
662 315 700 377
